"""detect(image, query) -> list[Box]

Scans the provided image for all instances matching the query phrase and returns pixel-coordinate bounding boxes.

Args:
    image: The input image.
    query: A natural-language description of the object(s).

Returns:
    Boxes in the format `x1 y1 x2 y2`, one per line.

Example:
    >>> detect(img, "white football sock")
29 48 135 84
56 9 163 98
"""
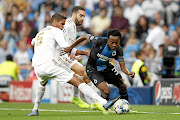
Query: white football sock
73 74 84 98
73 86 80 98
87 81 100 92
33 84 45 111
78 83 107 106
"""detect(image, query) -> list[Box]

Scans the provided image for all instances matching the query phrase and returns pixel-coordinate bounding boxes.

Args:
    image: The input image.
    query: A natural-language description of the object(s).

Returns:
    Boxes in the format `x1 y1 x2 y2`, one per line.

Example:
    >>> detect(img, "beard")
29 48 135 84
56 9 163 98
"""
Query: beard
75 18 82 26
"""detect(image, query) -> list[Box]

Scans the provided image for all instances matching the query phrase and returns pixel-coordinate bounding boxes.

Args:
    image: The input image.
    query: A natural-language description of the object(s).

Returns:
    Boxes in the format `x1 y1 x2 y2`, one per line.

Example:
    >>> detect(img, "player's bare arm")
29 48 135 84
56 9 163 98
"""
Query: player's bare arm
76 50 90 57
119 61 135 78
69 49 90 60
64 34 91 53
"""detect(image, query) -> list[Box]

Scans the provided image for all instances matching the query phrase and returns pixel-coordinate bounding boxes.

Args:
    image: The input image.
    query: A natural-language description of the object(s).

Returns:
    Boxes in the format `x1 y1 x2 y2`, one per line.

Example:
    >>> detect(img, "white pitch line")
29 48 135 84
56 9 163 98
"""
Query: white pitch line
0 108 101 113
0 108 180 115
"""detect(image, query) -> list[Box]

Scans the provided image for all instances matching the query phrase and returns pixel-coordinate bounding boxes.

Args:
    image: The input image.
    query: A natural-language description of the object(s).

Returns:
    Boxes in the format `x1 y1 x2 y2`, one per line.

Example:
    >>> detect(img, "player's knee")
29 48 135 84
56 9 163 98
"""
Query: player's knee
77 67 85 76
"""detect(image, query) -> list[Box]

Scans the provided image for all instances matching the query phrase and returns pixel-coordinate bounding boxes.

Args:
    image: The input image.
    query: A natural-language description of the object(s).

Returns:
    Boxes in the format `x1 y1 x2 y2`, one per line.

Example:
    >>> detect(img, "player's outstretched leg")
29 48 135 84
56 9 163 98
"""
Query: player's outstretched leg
28 83 45 116
27 110 39 116
77 83 109 114
91 95 120 111
71 96 90 108
103 96 121 110
71 74 90 108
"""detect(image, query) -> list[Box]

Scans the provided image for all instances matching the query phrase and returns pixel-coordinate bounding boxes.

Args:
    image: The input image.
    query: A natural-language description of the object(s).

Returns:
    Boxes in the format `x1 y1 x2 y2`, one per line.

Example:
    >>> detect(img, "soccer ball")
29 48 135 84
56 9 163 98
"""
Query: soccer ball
113 99 130 114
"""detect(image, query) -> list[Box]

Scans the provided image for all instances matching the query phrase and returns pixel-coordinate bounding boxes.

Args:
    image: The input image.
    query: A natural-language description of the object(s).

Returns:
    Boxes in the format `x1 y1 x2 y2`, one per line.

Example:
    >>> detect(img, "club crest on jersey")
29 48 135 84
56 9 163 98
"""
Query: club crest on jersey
112 51 116 56
93 79 98 84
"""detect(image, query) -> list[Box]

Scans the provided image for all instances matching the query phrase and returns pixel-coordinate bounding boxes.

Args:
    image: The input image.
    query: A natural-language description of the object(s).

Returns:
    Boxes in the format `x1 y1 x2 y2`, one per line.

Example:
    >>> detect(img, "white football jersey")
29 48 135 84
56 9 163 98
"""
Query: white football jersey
63 18 77 45
32 26 69 67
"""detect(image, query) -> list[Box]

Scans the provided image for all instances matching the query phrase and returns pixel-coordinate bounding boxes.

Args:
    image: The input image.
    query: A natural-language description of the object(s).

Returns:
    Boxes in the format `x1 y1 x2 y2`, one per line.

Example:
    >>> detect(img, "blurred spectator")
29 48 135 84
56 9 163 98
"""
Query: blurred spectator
94 0 112 18
91 8 111 36
136 0 144 6
4 13 13 31
6 0 26 12
0 54 21 81
161 24 169 35
14 41 31 68
3 21 20 52
0 0 6 14
163 0 180 25
77 0 92 31
142 43 153 57
111 0 120 8
0 40 13 63
61 0 73 18
110 6 129 47
38 0 55 14
141 0 164 19
37 2 55 31
171 30 179 45
145 19 166 51
0 54 23 101
124 0 144 27
11 4 24 22
135 15 149 41
0 10 5 39
131 50 151 86
154 11 165 26
123 28 139 70
14 41 32 80
176 26 180 37
164 35 173 47
146 47 160 75
110 6 129 37
124 28 140 59
54 0 63 13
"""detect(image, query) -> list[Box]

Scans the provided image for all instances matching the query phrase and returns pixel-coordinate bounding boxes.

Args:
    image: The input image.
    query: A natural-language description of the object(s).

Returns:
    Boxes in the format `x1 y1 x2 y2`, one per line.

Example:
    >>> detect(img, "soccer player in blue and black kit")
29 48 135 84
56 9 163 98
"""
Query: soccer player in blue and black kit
65 29 135 107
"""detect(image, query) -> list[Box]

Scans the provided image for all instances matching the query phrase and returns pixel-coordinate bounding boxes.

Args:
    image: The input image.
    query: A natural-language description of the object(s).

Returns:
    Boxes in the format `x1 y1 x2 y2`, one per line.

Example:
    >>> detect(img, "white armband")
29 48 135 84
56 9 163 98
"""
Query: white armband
71 48 77 55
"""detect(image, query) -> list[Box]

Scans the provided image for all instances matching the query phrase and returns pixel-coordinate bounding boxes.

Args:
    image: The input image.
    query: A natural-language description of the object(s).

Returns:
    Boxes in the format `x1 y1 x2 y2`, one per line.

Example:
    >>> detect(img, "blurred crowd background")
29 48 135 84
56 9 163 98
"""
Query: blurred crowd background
0 0 179 86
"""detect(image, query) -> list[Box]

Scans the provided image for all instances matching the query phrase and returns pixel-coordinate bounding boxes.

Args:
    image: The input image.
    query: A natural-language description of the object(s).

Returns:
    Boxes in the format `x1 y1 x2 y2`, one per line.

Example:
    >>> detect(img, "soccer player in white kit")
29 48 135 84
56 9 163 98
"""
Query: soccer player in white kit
62 6 96 109
28 13 111 116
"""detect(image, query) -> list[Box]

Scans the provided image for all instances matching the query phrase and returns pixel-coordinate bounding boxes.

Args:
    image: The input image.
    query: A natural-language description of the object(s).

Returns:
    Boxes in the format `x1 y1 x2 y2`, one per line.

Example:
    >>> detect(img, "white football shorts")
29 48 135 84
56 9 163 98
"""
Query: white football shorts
34 59 74 85
57 54 83 69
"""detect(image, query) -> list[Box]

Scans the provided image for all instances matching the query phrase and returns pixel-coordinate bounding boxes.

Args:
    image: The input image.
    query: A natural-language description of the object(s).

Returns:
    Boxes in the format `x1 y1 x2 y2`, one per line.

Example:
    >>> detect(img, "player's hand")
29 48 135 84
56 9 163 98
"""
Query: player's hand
64 46 73 53
69 54 76 60
128 72 135 78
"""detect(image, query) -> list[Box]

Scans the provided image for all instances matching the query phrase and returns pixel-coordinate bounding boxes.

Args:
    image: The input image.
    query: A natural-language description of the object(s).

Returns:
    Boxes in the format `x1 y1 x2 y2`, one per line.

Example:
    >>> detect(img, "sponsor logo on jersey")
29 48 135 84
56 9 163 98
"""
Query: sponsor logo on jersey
93 79 98 84
112 51 116 56
97 53 109 61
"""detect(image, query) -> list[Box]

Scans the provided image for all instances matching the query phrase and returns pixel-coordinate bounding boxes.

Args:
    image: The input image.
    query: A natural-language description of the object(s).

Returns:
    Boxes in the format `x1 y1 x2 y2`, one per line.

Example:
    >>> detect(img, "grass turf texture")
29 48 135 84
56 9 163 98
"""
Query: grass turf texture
0 102 179 120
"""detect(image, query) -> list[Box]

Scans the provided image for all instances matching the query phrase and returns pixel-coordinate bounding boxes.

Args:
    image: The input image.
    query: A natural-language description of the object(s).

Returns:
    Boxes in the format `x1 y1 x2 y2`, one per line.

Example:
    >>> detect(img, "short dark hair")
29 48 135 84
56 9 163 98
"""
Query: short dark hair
136 50 144 58
6 54 13 61
72 6 85 14
107 29 121 39
50 13 66 25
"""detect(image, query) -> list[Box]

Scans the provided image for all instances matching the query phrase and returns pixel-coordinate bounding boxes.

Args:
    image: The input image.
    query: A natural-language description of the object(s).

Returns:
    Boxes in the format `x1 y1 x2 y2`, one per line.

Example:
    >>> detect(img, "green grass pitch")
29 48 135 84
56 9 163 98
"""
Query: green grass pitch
0 102 179 120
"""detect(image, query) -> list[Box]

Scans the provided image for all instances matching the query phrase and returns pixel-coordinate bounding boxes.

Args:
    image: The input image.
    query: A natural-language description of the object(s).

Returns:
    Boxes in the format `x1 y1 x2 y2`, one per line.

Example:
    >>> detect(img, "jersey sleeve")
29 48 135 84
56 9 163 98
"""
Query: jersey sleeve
55 31 69 47
115 46 124 61
63 22 70 37
89 35 103 46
